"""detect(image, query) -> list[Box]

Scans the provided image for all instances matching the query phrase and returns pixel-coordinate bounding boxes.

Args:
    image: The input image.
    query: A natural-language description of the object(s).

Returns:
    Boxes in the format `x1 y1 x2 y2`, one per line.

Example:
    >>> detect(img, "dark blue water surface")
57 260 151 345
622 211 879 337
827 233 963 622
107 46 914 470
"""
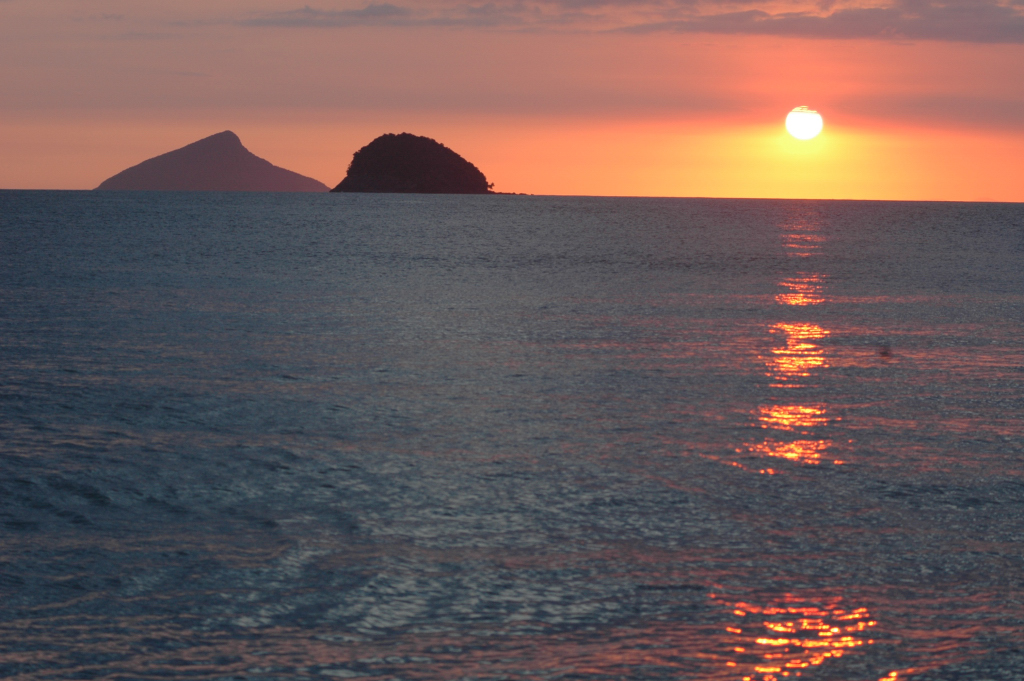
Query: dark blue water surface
1 190 1024 680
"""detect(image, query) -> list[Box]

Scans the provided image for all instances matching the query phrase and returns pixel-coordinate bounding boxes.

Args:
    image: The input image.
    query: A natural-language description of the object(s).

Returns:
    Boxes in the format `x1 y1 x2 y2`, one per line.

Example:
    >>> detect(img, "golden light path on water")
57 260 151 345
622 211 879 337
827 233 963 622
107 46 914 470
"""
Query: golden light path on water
709 218 905 679
765 322 829 386
709 594 898 681
729 219 844 471
775 276 827 307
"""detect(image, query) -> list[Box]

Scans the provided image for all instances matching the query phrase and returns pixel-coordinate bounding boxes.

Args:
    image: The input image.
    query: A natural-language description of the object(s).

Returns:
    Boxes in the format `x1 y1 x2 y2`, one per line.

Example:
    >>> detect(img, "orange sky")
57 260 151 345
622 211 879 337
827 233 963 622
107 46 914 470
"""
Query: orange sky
1 0 1022 200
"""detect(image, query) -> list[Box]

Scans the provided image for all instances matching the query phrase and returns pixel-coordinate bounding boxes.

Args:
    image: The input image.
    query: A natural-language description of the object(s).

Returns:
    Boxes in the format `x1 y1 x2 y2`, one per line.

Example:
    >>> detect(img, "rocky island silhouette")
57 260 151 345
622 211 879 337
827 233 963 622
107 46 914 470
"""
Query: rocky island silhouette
332 133 492 194
96 131 329 192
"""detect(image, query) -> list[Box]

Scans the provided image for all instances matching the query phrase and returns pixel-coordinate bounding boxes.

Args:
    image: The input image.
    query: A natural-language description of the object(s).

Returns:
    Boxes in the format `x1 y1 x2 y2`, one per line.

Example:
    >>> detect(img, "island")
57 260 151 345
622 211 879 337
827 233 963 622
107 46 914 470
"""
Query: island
95 131 329 192
331 133 493 194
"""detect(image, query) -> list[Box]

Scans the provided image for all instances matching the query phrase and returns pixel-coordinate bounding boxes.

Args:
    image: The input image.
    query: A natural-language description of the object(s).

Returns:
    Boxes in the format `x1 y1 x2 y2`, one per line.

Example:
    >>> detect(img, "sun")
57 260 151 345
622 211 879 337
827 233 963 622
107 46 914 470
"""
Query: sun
786 106 824 140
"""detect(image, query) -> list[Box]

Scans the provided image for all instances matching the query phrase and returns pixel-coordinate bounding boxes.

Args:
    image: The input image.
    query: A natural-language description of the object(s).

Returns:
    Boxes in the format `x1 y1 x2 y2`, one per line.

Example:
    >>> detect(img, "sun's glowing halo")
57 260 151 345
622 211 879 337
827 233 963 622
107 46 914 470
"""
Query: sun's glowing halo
786 106 824 140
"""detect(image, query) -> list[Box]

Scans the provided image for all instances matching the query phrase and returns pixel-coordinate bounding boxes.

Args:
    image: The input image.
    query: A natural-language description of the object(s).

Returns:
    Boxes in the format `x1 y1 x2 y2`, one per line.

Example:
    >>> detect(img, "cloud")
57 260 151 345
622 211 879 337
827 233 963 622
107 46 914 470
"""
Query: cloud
241 4 415 27
241 0 1024 42
623 0 1024 43
240 1 616 29
239 2 551 28
843 93 1024 129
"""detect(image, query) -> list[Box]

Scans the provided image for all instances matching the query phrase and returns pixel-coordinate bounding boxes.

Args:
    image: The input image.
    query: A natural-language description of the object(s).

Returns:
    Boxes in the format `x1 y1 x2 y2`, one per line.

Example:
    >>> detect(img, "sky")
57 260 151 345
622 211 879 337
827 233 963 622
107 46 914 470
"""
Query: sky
1 0 1022 200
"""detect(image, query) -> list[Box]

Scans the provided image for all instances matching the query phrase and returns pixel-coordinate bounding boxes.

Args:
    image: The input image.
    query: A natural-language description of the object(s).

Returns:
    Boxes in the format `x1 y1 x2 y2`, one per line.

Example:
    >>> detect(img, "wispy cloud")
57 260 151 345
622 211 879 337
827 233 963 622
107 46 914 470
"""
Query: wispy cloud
624 0 1024 43
241 4 417 27
240 1 610 30
240 0 1024 42
843 93 1024 129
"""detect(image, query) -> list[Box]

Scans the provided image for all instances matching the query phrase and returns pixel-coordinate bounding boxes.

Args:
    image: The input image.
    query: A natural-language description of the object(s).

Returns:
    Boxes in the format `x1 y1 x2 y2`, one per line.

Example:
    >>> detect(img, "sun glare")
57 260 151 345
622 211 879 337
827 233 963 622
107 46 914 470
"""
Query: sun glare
786 106 824 140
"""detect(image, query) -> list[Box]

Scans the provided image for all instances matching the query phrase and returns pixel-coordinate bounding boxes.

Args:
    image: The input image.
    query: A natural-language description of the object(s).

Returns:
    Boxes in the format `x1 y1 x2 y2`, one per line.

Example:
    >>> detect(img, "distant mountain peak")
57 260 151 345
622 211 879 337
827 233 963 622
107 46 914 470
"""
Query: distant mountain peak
96 132 328 192
194 131 244 148
211 130 240 141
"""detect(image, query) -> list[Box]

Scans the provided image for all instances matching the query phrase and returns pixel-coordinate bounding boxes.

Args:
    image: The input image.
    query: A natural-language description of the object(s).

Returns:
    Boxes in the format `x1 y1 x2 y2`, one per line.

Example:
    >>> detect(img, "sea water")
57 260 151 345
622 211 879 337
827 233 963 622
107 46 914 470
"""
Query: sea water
1 190 1023 680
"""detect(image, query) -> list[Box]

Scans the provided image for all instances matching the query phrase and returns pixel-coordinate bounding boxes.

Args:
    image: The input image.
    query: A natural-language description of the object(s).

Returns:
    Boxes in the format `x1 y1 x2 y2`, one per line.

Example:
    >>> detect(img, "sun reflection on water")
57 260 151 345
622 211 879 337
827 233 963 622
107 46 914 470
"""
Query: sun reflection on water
766 323 830 388
758 404 829 431
744 438 833 464
742 321 840 466
775 274 826 307
713 594 881 680
781 224 825 256
735 221 845 469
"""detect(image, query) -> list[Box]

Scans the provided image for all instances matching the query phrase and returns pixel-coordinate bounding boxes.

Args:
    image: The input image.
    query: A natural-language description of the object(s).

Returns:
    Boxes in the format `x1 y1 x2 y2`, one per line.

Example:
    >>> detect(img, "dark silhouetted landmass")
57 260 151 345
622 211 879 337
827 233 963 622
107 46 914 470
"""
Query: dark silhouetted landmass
96 131 329 192
332 133 492 194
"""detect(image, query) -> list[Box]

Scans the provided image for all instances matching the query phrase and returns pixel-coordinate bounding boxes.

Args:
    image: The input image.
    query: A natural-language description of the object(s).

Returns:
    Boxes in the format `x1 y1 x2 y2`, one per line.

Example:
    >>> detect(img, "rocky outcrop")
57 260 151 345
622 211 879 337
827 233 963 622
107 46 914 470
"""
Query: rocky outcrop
96 131 329 192
332 133 492 194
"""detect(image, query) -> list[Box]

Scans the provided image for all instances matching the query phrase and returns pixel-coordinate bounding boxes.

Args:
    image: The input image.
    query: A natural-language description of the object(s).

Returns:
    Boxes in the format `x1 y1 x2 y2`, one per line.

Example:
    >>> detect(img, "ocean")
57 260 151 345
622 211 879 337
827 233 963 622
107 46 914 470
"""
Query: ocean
1 190 1023 680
